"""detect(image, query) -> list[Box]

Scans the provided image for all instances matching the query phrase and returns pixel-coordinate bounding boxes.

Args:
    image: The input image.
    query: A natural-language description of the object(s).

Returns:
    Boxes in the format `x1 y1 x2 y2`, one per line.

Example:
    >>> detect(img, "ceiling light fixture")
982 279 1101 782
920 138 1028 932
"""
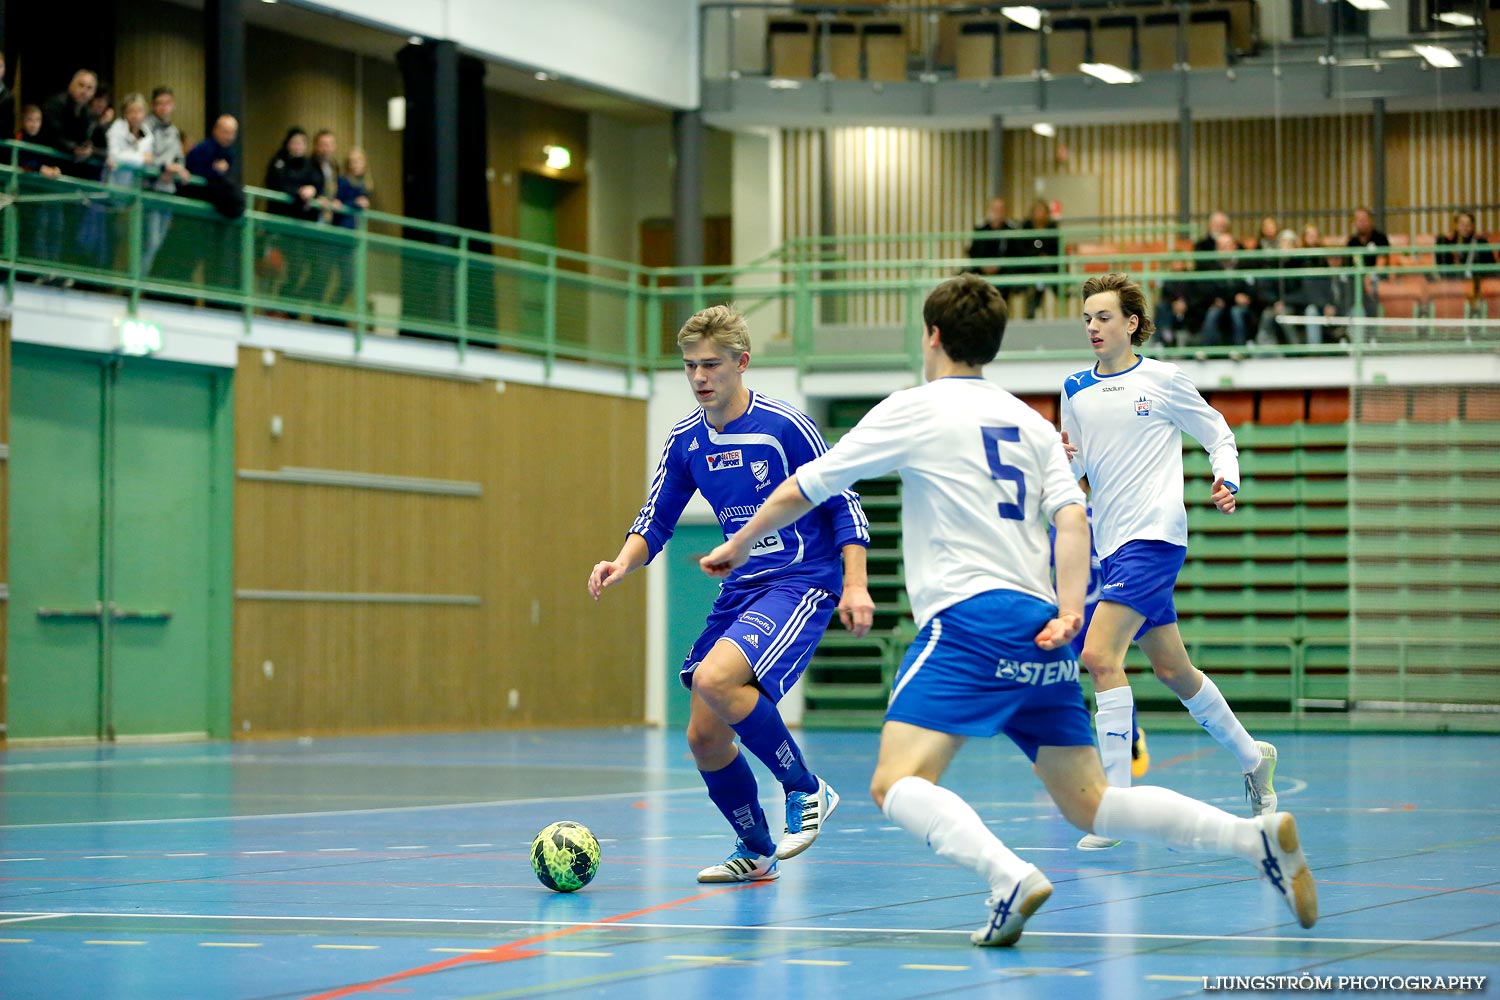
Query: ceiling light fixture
1080 62 1141 84
1001 6 1043 30
1434 11 1478 25
1031 122 1056 137
1345 0 1391 11
543 145 571 170
1413 43 1461 66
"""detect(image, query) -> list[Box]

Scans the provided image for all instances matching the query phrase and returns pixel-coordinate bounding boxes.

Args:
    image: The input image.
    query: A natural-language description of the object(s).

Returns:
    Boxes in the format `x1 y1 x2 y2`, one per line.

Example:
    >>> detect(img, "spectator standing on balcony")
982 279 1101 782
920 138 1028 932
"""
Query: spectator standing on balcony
39 70 99 175
18 104 65 273
86 85 114 170
156 113 242 289
1059 271 1279 852
1007 199 1062 319
1435 211 1498 279
143 87 188 275
967 197 1016 277
305 129 343 307
1292 224 1343 344
264 127 322 300
0 53 14 141
1254 229 1304 345
329 146 373 312
101 93 154 270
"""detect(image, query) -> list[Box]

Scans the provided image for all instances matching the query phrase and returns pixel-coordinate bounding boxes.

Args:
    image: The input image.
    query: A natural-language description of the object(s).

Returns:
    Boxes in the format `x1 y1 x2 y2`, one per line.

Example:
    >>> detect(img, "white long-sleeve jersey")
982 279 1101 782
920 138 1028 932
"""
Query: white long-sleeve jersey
797 377 1086 628
1059 356 1240 561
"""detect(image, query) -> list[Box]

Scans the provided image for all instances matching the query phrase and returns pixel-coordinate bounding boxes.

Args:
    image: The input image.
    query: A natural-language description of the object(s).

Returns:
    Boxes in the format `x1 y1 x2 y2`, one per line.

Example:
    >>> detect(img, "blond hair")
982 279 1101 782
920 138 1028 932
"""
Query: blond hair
676 304 751 355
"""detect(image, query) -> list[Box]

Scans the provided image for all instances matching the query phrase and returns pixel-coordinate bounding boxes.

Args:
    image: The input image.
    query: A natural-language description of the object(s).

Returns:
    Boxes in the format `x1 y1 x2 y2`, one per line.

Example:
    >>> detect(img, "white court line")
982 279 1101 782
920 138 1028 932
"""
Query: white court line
0 785 704 830
0 858 44 863
0 911 1493 949
0 914 67 927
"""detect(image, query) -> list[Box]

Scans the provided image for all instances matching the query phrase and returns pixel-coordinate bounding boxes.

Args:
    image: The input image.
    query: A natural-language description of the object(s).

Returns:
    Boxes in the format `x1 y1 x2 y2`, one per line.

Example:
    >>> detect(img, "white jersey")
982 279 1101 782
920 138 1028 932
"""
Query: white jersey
797 377 1086 628
1058 356 1240 561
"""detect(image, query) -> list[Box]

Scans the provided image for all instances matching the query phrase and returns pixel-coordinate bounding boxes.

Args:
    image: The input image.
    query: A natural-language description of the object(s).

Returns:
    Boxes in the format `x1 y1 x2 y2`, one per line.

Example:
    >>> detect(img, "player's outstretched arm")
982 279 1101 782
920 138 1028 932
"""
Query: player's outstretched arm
837 544 874 638
588 533 650 600
1210 476 1237 515
700 476 815 577
1036 503 1089 650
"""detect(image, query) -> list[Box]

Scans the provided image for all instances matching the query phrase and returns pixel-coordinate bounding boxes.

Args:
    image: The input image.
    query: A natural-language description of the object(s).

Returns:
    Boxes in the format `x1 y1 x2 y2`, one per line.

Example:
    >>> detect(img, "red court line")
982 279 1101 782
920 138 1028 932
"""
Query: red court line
298 881 768 1000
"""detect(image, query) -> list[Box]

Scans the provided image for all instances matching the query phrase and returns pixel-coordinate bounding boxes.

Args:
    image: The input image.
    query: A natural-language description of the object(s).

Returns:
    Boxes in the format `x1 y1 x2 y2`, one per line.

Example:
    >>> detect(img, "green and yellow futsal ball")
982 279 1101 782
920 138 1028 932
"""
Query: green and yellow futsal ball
530 821 601 892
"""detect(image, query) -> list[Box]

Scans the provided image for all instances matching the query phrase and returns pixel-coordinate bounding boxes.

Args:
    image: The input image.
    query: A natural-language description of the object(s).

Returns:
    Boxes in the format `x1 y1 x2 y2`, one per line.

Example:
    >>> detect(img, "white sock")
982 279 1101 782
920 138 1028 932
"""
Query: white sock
882 775 1032 893
1094 686 1135 787
1182 673 1262 773
1094 786 1260 860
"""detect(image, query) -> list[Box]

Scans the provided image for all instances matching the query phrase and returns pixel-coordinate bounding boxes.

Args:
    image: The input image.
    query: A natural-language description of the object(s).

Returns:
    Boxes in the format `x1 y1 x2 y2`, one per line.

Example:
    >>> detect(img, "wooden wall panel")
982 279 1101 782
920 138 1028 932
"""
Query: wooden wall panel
352 56 405 219
233 350 646 737
243 27 358 190
486 96 591 248
780 111 1499 264
113 0 206 146
1387 108 1500 239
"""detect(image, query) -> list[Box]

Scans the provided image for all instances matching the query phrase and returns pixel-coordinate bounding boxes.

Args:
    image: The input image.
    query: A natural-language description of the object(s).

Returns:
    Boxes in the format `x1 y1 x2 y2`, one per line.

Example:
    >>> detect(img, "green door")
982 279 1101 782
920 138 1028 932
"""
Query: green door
8 349 106 737
7 345 230 741
518 172 561 341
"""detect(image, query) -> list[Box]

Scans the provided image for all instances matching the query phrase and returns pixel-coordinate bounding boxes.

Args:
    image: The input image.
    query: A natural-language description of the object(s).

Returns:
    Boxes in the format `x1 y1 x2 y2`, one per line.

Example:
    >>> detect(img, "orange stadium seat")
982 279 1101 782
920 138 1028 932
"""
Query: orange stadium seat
1308 388 1350 424
1410 387 1461 422
1259 390 1307 425
1427 280 1472 320
1376 276 1427 319
1075 242 1118 272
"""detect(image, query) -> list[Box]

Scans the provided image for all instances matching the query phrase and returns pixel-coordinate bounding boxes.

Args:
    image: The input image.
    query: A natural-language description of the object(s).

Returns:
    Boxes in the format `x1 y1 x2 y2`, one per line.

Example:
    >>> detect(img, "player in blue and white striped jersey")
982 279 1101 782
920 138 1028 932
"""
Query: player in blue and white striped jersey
700 274 1317 944
588 305 872 884
1059 272 1278 851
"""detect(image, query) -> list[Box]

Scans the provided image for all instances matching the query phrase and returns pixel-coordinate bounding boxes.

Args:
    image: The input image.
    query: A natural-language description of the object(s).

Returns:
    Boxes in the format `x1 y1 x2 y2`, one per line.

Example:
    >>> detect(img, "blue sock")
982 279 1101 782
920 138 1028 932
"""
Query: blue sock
699 751 775 857
730 694 818 795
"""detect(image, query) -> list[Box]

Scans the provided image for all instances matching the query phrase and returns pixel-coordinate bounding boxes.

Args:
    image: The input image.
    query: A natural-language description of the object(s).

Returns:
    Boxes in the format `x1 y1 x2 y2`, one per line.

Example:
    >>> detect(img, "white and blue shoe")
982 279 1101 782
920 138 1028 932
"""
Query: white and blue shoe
776 776 840 860
697 840 779 883
1256 812 1318 928
971 867 1054 947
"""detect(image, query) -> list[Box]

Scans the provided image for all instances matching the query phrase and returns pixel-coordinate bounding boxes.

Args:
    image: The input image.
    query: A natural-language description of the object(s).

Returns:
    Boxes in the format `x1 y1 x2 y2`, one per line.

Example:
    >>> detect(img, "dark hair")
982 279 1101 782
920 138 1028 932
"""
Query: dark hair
151 86 174 101
314 129 335 140
922 274 1007 366
1081 272 1155 347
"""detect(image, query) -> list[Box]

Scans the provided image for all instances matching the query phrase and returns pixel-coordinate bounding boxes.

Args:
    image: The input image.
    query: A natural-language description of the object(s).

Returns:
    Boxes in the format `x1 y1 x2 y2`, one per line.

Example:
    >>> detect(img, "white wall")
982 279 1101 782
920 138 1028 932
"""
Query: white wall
305 0 699 109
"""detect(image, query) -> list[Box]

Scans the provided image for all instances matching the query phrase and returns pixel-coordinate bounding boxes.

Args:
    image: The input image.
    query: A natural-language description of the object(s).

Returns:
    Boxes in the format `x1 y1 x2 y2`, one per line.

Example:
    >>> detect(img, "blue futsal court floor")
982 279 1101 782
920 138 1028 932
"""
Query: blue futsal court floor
1 729 1497 999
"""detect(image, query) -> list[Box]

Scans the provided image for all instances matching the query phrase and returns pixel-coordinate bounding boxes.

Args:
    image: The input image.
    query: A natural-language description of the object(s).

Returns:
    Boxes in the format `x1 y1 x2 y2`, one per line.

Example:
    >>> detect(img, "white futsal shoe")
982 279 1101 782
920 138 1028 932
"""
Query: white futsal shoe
971 867 1054 947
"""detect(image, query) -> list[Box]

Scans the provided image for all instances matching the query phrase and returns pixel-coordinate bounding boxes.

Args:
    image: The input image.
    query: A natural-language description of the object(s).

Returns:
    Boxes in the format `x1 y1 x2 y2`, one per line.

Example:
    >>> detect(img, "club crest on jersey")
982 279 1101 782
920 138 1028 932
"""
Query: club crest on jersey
1135 396 1153 417
751 460 769 484
706 450 743 471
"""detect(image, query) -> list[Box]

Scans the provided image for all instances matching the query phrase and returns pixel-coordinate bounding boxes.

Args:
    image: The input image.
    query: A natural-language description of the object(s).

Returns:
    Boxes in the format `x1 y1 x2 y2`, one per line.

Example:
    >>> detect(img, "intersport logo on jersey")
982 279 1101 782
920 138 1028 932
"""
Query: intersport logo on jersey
706 450 743 471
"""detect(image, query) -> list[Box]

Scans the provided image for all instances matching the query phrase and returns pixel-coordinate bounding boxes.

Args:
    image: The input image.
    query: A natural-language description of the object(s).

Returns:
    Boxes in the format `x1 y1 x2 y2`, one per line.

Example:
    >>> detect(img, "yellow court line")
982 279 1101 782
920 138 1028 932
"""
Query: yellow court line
85 940 147 946
199 942 263 948
784 959 850 967
0 938 33 943
547 951 614 957
902 964 969 971
314 944 380 950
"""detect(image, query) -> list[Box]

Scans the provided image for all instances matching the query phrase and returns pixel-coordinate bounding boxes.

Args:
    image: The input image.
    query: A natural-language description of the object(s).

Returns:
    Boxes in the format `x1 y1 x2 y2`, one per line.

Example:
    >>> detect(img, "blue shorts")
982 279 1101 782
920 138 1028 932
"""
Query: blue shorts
885 590 1094 761
680 582 837 703
1098 539 1187 635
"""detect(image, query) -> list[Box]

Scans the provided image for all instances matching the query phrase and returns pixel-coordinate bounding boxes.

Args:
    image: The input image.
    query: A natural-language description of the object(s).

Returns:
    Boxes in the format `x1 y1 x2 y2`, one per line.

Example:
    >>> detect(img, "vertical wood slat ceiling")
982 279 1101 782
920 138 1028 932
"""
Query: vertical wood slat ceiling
782 112 1500 278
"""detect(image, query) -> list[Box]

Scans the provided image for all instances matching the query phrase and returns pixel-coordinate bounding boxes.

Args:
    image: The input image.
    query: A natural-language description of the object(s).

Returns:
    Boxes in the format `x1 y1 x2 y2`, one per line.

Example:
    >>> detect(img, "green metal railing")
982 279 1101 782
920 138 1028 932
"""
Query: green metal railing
7 139 1498 380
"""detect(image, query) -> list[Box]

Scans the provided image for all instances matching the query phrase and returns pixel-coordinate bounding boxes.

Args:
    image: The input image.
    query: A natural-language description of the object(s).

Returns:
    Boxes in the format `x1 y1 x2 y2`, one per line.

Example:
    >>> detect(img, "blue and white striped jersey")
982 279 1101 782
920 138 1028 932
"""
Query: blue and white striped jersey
631 390 870 592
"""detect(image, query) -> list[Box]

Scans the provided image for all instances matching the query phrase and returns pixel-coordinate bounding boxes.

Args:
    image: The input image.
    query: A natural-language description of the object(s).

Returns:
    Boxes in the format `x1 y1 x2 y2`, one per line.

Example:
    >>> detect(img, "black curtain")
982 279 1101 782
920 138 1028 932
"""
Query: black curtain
396 43 493 340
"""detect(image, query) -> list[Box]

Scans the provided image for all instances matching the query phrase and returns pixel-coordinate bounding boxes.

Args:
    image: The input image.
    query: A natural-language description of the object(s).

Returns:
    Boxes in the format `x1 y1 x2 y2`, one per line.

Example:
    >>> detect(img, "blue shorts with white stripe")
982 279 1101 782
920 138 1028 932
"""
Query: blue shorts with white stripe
680 581 837 703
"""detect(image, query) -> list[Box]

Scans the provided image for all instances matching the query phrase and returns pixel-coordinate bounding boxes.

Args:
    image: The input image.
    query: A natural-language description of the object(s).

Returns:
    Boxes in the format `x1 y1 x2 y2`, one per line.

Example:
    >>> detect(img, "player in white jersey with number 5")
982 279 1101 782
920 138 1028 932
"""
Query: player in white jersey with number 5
1060 272 1278 851
701 274 1317 945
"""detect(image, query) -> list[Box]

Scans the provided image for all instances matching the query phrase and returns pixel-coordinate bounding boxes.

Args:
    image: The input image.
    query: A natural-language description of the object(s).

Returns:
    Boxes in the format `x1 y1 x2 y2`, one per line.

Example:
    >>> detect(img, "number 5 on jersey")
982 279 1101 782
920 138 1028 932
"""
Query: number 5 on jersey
981 425 1026 521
